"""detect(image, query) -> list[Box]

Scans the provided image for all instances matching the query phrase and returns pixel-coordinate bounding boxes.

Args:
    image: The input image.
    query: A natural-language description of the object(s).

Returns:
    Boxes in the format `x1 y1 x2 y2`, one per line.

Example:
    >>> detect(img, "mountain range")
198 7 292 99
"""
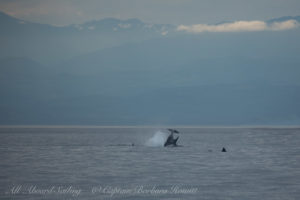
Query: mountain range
1 12 300 125
0 11 177 64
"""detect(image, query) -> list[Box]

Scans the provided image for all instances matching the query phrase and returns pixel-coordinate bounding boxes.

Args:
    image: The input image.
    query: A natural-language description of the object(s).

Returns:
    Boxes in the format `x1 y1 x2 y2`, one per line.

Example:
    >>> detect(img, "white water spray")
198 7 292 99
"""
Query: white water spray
145 131 168 147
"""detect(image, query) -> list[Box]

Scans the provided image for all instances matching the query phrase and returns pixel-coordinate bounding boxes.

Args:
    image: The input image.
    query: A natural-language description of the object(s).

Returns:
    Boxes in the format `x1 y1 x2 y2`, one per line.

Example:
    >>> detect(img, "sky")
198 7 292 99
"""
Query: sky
0 0 300 26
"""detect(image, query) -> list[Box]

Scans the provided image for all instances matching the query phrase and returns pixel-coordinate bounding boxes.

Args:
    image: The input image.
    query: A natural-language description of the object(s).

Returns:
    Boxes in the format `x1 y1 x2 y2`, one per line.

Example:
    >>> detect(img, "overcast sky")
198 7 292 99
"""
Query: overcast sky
0 0 300 26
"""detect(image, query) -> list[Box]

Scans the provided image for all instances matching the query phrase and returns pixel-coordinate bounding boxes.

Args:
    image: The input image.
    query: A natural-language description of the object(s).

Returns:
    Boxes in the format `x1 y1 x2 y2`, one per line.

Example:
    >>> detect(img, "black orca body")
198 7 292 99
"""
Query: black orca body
164 129 180 147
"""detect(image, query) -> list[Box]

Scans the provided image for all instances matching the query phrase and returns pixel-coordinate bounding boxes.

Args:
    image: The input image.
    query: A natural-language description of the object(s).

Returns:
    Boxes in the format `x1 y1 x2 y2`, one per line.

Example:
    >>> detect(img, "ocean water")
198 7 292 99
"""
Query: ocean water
0 127 299 200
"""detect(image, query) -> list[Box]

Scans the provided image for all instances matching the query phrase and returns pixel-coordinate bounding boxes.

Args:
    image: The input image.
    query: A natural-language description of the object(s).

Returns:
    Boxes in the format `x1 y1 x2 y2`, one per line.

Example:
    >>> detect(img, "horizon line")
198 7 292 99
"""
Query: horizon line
1 10 300 27
0 125 299 129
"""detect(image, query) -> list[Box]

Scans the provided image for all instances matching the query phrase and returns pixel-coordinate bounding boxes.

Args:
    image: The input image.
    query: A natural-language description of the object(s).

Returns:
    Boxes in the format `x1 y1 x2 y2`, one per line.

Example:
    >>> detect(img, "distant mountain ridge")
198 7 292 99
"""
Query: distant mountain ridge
0 11 300 64
1 12 300 125
0 11 176 36
267 15 300 23
71 17 175 34
0 11 177 64
1 11 300 34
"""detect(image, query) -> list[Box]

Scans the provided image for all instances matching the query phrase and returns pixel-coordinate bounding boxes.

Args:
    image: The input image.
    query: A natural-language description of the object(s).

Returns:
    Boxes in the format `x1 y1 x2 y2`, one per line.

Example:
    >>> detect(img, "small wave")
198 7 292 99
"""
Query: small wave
108 143 135 147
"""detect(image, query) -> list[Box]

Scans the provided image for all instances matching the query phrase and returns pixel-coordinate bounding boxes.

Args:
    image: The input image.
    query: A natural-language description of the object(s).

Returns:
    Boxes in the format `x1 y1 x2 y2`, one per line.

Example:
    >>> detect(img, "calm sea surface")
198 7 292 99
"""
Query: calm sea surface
0 127 299 200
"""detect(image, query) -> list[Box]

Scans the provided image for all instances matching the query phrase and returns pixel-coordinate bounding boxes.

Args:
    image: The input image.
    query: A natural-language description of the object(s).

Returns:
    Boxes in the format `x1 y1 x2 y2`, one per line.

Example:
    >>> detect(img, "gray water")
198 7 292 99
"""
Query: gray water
0 127 299 200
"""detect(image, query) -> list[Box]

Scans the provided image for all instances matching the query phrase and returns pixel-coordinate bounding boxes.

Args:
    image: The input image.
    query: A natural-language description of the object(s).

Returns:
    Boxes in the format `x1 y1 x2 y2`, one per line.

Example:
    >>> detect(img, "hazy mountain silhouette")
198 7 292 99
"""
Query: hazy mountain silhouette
1 12 300 125
0 11 176 64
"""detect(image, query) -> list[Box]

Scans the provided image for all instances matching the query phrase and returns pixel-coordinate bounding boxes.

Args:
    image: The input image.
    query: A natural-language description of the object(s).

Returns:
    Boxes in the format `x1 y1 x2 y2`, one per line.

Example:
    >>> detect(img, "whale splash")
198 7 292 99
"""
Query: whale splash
145 131 168 147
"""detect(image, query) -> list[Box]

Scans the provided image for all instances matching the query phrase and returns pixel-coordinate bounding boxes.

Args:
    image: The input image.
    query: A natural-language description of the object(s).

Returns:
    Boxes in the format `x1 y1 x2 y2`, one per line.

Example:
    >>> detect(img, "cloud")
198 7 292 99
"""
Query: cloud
161 31 168 36
88 26 95 30
177 20 299 33
269 20 299 31
118 23 132 29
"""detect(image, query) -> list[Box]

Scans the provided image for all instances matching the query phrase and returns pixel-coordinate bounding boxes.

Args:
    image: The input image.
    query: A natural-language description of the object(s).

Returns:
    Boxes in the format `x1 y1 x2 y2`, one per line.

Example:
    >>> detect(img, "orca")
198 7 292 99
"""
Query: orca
164 129 180 147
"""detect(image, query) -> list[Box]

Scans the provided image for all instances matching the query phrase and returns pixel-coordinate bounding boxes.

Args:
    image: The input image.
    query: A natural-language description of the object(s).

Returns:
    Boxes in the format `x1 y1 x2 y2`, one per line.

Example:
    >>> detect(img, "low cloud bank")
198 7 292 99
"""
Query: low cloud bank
177 20 299 33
